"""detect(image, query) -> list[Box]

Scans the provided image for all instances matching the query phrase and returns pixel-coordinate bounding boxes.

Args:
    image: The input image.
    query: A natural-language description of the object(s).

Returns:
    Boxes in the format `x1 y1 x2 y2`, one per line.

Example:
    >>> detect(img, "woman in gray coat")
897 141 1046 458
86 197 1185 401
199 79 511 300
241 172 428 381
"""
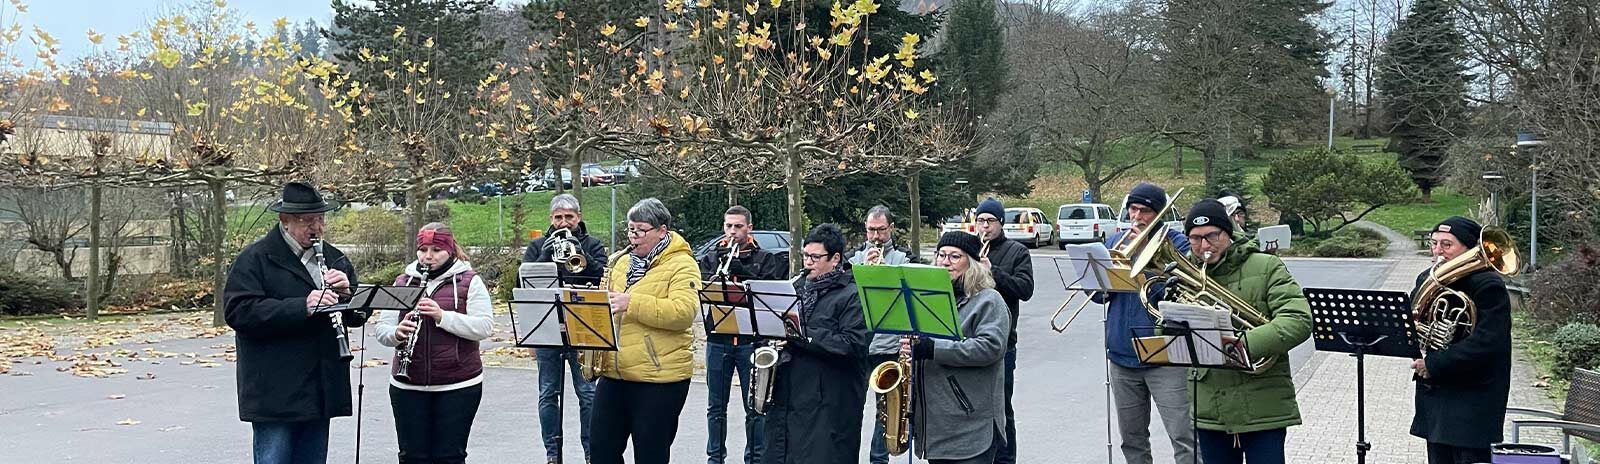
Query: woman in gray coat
900 231 1012 464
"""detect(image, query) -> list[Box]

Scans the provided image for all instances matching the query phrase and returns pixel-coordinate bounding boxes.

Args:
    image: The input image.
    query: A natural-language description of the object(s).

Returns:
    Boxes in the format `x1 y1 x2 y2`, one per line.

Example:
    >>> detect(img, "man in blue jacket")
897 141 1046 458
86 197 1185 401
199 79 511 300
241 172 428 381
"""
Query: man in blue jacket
1100 183 1194 464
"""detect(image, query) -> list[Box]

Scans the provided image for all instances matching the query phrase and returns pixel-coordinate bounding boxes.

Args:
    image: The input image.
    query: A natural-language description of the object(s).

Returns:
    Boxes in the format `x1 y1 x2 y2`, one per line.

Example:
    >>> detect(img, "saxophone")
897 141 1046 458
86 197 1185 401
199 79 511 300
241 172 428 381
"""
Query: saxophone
869 339 913 456
748 341 784 415
580 245 634 381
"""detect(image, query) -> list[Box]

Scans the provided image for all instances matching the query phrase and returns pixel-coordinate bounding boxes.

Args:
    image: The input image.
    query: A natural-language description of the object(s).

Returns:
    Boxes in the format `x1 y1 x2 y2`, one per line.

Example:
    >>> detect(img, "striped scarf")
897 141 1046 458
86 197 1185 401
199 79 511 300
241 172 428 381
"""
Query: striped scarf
625 233 673 288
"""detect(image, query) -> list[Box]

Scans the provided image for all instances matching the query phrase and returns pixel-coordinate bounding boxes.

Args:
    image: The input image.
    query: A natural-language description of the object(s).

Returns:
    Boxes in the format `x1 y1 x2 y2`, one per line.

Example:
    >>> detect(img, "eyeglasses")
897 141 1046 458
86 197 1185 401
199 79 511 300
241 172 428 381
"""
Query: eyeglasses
723 223 748 229
626 225 657 236
801 252 832 262
934 252 966 263
1187 230 1227 244
1424 239 1459 249
975 217 1000 224
285 214 326 226
867 225 891 232
551 213 578 222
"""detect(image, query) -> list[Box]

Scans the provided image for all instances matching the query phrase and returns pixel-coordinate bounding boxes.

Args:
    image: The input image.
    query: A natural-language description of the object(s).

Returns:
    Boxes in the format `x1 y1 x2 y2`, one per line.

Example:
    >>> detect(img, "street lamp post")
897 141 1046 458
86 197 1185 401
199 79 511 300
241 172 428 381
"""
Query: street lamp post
1517 132 1546 269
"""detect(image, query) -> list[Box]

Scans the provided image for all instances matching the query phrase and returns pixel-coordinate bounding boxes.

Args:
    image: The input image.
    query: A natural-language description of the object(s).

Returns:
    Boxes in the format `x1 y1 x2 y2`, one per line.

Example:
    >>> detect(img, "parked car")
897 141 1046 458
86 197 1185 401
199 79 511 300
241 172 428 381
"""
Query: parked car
581 163 618 186
1002 207 1054 248
940 212 976 236
1056 203 1118 248
526 168 575 191
692 230 793 262
606 163 641 183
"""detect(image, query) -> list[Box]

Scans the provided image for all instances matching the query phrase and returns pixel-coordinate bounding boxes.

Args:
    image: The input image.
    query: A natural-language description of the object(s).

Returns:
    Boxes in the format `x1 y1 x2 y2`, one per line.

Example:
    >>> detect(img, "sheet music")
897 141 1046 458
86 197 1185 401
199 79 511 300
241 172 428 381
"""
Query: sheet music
518 262 560 288
746 280 802 337
510 288 564 347
1158 301 1236 366
563 289 616 349
1257 225 1292 252
701 281 748 335
1062 244 1116 292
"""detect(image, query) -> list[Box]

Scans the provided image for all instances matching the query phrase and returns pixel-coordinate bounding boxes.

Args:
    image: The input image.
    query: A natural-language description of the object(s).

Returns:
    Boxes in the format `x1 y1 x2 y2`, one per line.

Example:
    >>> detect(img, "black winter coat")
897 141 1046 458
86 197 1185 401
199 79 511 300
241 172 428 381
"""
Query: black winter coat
521 222 610 287
984 235 1034 349
223 226 367 423
1410 269 1512 447
761 271 871 464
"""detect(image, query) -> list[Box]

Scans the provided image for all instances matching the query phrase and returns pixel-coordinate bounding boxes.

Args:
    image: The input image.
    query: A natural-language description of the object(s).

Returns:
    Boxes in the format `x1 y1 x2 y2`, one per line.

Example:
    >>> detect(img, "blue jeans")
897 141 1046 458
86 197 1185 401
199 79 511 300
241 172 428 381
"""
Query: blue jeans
705 341 764 464
538 347 595 460
252 420 329 464
1197 428 1287 464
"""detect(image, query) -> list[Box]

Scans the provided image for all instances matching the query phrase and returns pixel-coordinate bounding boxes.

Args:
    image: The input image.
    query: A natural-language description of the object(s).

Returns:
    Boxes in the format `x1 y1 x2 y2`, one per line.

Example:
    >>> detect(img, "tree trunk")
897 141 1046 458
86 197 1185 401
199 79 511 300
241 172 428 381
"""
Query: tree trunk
785 149 804 276
1202 141 1218 192
1420 186 1434 204
569 149 583 204
87 184 102 321
405 185 425 250
908 174 922 261
171 189 188 277
210 180 227 327
1173 145 1184 178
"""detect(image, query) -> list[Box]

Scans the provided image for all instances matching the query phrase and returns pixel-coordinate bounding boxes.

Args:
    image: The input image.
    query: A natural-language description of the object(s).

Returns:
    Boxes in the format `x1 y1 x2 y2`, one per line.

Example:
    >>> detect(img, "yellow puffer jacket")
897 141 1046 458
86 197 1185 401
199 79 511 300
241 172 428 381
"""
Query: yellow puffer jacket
601 232 701 383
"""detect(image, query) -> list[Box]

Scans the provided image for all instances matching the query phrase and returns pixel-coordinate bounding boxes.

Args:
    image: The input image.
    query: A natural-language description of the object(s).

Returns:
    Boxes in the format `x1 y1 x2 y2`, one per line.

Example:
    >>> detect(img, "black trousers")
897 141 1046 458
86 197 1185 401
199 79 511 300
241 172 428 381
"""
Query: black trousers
1426 442 1492 464
390 384 483 464
589 378 691 464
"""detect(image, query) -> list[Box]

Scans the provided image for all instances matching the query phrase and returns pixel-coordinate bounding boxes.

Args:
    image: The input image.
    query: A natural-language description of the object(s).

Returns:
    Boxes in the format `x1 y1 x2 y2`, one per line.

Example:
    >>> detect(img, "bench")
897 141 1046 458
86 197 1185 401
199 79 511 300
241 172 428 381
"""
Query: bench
1507 367 1600 459
1414 229 1433 249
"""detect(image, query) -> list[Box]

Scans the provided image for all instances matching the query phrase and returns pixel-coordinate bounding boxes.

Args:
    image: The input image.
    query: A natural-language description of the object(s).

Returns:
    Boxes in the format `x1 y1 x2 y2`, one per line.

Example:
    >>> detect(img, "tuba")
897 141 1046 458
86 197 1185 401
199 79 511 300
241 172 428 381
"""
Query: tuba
580 245 635 381
1413 228 1518 352
547 228 588 274
1129 224 1277 373
869 341 913 456
748 341 784 415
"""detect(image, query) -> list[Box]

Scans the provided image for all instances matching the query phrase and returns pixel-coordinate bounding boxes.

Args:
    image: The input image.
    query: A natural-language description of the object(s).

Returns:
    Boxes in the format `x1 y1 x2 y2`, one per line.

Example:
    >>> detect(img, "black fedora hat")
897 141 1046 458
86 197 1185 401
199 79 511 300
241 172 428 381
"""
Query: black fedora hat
268 182 340 214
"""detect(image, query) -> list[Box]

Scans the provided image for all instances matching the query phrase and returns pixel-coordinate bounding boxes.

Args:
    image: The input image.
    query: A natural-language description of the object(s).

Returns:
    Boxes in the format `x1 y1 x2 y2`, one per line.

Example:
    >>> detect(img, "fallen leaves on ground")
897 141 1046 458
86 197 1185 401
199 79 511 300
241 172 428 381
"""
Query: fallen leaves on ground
116 419 140 426
108 394 126 400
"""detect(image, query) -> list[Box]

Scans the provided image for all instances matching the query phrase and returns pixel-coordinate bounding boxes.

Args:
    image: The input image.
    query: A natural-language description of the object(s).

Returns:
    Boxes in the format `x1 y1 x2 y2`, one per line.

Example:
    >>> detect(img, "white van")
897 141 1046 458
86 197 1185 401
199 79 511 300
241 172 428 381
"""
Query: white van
1056 203 1118 248
1002 208 1054 248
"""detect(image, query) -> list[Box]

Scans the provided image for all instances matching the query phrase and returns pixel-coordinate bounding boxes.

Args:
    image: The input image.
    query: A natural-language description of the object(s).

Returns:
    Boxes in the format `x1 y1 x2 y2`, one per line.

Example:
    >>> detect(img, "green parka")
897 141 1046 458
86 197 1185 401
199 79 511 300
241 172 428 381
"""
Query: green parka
1187 242 1312 434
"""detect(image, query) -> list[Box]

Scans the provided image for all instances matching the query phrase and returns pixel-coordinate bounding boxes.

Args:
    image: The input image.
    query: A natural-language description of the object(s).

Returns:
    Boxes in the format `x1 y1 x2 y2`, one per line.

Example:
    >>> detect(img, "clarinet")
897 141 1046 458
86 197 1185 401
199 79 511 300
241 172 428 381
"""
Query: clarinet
310 236 354 362
394 262 429 382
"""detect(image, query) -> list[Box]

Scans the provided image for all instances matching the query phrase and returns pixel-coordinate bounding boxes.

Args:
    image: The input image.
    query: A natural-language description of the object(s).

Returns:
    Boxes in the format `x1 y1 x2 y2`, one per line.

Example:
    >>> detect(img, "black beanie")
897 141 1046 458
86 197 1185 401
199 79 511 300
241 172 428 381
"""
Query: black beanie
1185 199 1234 235
1433 216 1482 249
976 197 1005 221
1126 183 1168 212
937 231 984 260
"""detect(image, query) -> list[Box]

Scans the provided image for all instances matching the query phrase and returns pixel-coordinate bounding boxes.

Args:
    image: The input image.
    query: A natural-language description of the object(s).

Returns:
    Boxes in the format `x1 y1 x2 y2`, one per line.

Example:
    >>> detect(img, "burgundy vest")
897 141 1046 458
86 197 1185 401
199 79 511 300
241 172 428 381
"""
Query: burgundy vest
392 270 482 385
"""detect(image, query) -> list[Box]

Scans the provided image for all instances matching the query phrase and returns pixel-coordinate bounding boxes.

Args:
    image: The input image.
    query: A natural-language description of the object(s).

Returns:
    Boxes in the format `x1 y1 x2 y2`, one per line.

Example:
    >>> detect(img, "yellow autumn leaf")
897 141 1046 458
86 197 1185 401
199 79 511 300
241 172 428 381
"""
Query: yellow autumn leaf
117 419 140 426
392 25 406 39
920 69 937 83
904 109 919 119
424 37 434 48
273 17 289 31
153 48 181 69
414 95 425 105
186 102 208 116
771 0 782 7
745 2 758 15
13 0 27 13
86 29 103 45
136 107 147 117
635 16 650 28
600 24 618 37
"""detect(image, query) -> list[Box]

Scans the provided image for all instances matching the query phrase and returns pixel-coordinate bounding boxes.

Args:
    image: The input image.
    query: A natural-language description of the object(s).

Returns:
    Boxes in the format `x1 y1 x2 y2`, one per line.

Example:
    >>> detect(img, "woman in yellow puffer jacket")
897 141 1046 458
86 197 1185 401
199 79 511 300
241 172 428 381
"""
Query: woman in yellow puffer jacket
590 198 702 464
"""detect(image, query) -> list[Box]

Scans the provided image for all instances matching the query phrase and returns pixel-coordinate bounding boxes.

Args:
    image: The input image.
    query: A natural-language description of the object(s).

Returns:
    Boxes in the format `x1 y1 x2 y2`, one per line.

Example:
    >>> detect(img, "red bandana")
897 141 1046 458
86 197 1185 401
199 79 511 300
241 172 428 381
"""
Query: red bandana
417 229 458 254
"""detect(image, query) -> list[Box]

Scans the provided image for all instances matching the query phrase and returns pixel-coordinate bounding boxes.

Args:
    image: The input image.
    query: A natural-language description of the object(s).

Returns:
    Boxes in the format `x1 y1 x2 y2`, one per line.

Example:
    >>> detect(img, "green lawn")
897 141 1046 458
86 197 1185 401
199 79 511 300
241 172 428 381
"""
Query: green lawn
445 186 634 248
1362 190 1477 238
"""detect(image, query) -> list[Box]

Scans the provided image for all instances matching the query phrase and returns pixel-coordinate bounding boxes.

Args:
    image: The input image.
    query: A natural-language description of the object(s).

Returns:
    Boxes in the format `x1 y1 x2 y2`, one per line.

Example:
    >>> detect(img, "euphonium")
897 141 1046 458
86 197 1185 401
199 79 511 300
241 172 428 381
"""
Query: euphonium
869 342 913 456
748 341 784 415
548 228 588 274
1130 225 1276 373
1413 228 1518 352
394 261 429 382
580 245 635 381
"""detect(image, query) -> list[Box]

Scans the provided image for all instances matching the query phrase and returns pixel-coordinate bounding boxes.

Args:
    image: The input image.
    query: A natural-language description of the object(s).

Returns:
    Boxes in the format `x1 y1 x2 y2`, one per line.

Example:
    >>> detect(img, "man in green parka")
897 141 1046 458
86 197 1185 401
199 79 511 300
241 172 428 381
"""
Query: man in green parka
1180 199 1312 464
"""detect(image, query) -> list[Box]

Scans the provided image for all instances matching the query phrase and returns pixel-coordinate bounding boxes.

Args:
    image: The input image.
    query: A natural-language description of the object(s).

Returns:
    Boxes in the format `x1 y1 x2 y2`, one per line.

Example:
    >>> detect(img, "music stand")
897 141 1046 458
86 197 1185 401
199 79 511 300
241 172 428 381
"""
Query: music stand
508 265 616 464
699 275 752 337
742 280 803 340
311 284 425 315
1304 287 1418 464
1133 301 1256 464
854 264 961 464
1054 243 1145 295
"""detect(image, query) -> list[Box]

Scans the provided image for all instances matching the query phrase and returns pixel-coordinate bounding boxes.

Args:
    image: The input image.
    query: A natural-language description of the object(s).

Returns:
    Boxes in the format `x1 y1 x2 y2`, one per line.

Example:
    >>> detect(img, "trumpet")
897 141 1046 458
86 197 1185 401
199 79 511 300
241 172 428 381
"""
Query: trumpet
864 241 887 265
1049 188 1186 333
1414 228 1518 352
748 341 784 415
869 338 913 456
310 236 354 362
580 245 635 381
715 237 742 278
394 261 429 383
547 228 588 274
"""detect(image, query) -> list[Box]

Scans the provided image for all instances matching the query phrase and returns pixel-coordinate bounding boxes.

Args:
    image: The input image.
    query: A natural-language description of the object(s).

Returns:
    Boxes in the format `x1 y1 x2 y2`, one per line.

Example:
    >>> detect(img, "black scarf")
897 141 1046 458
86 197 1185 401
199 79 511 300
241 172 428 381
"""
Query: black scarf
799 268 849 312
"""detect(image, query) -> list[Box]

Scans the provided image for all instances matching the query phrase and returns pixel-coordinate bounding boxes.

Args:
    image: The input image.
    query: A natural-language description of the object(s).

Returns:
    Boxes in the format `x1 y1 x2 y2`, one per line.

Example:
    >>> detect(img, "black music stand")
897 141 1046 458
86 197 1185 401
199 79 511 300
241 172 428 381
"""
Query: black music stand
1133 302 1256 464
508 285 616 464
699 275 753 338
314 284 426 314
742 280 804 340
1305 287 1419 464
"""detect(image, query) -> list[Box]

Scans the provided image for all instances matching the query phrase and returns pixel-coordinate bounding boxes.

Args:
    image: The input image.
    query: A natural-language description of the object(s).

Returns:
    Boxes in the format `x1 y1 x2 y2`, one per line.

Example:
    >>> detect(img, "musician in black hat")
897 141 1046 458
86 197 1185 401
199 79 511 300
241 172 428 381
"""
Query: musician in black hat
1410 216 1513 464
224 181 366 464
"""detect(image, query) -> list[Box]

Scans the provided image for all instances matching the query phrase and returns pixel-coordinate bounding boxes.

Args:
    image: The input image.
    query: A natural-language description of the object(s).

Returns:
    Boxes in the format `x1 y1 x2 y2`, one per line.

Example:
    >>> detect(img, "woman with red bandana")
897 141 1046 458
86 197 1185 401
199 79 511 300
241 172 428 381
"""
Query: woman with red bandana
376 222 496 464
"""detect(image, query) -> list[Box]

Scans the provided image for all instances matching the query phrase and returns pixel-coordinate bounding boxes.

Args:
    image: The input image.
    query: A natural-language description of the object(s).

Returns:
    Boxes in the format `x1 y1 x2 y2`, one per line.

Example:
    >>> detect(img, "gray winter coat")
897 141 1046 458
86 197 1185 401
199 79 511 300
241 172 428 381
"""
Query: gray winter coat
912 288 1011 460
